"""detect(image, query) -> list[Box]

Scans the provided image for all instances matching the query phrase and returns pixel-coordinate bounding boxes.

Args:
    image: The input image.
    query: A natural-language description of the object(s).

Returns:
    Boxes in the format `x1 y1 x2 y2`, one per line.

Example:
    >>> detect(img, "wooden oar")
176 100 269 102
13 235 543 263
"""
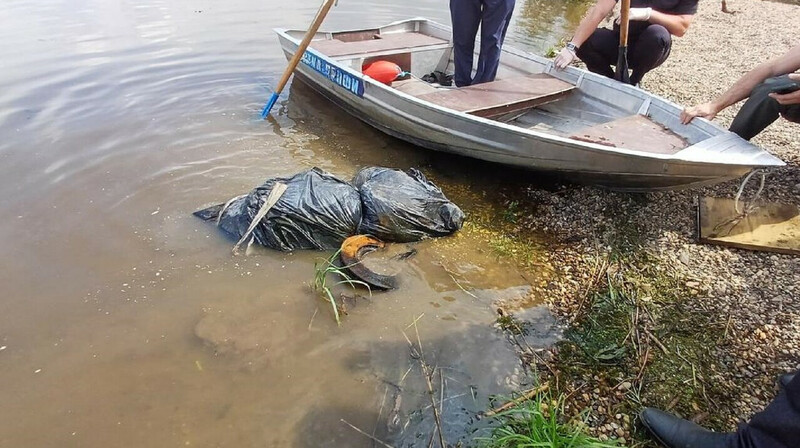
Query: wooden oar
614 0 631 84
261 0 337 118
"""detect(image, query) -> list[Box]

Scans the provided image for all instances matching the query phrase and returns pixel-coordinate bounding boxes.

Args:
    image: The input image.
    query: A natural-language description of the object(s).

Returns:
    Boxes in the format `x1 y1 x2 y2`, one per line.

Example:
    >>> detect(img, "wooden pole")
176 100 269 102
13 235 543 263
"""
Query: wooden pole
619 0 631 48
261 0 337 118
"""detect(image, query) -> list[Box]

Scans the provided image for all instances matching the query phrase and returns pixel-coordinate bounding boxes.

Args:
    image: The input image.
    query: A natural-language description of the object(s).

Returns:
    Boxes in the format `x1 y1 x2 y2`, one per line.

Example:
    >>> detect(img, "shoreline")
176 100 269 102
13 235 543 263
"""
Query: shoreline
496 0 800 443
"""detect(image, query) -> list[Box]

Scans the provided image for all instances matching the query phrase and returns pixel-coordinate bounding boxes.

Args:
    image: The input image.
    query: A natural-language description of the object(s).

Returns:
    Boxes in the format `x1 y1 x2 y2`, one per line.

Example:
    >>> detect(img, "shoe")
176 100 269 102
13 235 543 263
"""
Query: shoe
640 408 734 448
421 71 453 87
435 71 453 87
421 72 436 84
780 372 795 389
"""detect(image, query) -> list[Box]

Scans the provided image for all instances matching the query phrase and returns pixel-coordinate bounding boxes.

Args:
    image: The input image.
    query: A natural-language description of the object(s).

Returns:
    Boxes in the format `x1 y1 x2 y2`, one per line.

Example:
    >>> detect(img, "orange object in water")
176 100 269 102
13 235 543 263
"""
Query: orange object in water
362 61 403 85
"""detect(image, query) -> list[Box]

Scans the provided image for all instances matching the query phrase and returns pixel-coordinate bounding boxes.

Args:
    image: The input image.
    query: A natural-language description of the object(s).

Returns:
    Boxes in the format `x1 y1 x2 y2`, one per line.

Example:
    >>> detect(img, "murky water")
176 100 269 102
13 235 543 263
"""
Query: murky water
0 0 588 446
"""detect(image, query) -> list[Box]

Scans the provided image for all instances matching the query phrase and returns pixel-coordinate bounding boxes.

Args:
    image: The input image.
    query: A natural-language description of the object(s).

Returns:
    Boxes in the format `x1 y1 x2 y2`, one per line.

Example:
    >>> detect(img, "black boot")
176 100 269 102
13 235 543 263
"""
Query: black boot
779 372 795 389
640 408 734 448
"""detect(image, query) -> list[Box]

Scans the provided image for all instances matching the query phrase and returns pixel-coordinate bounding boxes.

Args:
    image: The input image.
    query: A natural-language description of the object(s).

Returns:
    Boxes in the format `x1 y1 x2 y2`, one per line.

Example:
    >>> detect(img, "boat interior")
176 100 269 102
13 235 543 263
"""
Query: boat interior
295 20 707 155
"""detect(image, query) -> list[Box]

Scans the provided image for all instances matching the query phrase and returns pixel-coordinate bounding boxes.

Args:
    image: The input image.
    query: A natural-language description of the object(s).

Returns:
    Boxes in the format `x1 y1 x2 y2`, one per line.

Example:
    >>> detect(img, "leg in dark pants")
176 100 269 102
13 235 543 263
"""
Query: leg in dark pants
450 0 482 87
731 373 800 448
729 75 800 140
628 24 671 85
472 0 516 85
576 28 618 80
576 24 671 85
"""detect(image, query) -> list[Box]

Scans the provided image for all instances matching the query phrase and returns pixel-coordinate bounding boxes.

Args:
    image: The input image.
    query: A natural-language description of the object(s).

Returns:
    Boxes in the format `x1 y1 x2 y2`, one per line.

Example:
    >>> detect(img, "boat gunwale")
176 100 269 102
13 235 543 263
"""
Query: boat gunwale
274 19 784 168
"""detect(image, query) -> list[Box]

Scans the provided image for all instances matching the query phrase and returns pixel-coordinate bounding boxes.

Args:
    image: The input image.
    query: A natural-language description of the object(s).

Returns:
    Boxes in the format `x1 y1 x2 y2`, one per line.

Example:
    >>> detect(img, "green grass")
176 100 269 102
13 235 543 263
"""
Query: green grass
503 200 521 224
313 249 371 326
476 390 622 448
565 275 634 367
553 232 733 436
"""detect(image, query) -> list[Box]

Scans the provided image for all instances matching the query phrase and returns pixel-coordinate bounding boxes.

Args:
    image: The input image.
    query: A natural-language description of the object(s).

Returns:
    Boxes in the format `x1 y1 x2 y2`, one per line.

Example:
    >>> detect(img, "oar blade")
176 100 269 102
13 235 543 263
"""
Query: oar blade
614 46 630 84
261 92 280 119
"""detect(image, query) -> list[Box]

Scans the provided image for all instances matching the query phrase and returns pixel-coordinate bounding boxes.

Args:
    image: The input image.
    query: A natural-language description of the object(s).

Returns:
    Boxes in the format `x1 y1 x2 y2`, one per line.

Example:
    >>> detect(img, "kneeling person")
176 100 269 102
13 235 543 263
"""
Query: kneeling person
554 0 697 86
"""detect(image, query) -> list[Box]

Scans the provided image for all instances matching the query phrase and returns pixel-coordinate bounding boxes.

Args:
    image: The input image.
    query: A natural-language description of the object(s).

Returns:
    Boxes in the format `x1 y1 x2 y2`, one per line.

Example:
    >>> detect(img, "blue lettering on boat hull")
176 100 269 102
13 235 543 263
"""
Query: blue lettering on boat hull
300 51 364 97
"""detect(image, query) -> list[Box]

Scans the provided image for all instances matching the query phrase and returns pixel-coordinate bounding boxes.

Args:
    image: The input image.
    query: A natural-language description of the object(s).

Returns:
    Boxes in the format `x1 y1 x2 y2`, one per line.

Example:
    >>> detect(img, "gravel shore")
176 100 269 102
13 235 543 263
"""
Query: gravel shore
642 0 800 426
511 0 800 441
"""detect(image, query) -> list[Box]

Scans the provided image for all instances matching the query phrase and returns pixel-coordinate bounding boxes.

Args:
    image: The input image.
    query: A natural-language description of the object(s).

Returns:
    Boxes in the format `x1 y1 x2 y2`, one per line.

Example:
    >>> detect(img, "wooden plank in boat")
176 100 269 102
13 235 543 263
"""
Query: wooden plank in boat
393 79 440 96
414 74 575 118
569 114 688 154
332 30 380 42
310 32 449 57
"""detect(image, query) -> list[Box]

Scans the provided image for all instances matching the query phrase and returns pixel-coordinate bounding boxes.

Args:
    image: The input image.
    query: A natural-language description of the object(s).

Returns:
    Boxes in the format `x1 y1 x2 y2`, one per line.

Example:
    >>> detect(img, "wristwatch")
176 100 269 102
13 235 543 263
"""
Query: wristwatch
566 42 579 53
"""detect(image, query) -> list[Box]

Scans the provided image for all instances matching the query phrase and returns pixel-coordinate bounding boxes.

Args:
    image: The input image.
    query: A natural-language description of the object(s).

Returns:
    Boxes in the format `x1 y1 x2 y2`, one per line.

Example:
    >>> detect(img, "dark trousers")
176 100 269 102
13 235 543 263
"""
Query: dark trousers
730 373 800 448
576 24 671 85
729 75 800 140
450 0 515 87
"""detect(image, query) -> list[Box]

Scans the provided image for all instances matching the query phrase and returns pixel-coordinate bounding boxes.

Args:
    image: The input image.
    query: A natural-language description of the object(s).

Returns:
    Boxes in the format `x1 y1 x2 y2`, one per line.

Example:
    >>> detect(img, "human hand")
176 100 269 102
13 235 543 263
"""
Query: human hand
680 102 721 125
769 73 800 107
554 47 576 70
615 7 652 24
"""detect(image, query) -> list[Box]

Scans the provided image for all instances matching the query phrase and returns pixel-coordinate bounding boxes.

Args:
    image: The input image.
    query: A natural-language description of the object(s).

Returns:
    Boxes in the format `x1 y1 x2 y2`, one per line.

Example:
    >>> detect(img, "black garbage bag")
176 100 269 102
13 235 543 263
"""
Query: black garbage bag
194 168 362 251
353 167 464 242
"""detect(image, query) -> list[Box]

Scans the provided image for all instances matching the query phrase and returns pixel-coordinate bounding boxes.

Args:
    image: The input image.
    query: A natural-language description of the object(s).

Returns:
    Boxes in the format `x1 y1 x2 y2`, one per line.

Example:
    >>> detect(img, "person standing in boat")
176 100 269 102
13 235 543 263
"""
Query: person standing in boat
680 44 800 140
450 0 516 87
553 0 697 86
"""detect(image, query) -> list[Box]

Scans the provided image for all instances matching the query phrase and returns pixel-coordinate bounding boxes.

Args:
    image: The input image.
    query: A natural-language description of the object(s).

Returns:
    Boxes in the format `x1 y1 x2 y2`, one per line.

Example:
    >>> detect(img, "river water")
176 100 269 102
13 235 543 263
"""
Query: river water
0 0 589 446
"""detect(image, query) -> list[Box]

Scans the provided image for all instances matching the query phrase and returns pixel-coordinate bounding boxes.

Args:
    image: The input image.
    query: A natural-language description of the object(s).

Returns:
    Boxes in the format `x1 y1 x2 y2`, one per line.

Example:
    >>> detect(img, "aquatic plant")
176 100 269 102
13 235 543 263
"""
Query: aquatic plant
313 249 371 326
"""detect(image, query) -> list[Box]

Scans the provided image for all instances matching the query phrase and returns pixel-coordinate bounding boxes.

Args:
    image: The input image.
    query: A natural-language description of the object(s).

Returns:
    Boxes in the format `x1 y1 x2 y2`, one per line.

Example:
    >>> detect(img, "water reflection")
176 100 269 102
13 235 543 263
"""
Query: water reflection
0 0 583 445
511 0 593 54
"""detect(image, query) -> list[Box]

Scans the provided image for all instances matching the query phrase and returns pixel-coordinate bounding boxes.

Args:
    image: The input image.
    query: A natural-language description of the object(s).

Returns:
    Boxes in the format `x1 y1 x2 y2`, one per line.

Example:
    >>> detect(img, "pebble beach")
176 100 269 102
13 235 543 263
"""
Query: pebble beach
512 0 800 442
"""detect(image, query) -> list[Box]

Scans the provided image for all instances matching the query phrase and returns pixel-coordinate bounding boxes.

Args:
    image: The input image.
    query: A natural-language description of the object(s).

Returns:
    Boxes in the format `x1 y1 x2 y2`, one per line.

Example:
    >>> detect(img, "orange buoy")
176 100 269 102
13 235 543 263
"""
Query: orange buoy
362 61 403 85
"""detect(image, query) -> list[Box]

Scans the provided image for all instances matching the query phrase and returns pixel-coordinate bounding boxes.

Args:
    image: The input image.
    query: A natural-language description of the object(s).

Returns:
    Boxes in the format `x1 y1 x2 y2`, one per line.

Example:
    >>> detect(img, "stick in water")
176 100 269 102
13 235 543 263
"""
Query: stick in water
484 384 550 417
261 0 337 118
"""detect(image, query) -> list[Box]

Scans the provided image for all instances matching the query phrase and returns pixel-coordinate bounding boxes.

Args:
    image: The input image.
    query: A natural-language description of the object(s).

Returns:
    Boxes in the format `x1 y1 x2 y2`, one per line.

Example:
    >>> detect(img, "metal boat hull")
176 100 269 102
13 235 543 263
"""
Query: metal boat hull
274 19 784 191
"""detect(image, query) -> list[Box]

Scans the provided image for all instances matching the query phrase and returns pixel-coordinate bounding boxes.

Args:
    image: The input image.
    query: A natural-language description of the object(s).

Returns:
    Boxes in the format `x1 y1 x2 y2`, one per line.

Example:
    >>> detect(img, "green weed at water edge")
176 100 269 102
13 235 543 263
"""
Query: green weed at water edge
313 249 371 326
476 389 623 448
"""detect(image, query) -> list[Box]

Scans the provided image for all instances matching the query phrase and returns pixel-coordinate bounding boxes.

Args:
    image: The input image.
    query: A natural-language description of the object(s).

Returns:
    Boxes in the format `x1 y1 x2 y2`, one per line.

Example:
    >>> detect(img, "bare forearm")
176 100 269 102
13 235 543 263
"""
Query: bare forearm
647 10 692 37
571 0 615 47
713 47 800 111
681 45 800 124
712 63 777 111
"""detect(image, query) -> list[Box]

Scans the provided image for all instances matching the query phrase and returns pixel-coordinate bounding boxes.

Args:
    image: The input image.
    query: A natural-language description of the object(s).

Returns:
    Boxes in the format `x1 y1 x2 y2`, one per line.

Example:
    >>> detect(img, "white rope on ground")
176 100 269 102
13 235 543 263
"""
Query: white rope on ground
232 182 288 256
734 169 766 215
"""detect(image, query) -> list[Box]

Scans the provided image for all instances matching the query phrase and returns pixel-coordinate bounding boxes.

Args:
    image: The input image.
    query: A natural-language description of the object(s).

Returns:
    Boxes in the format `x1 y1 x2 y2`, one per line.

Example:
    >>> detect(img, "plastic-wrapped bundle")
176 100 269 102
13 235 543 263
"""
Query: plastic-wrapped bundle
195 168 362 251
353 167 464 242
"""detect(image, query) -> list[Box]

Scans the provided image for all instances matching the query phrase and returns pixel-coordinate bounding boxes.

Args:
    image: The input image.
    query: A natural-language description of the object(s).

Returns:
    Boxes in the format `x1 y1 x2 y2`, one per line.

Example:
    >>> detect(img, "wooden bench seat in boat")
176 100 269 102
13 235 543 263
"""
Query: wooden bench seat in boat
413 74 575 119
310 32 450 58
392 78 440 96
569 114 688 154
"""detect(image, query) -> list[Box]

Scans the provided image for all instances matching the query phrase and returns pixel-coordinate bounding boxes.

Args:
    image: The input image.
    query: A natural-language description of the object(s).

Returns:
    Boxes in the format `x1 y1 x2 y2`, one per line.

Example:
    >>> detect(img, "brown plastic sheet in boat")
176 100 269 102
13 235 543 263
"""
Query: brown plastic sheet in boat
697 197 800 255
